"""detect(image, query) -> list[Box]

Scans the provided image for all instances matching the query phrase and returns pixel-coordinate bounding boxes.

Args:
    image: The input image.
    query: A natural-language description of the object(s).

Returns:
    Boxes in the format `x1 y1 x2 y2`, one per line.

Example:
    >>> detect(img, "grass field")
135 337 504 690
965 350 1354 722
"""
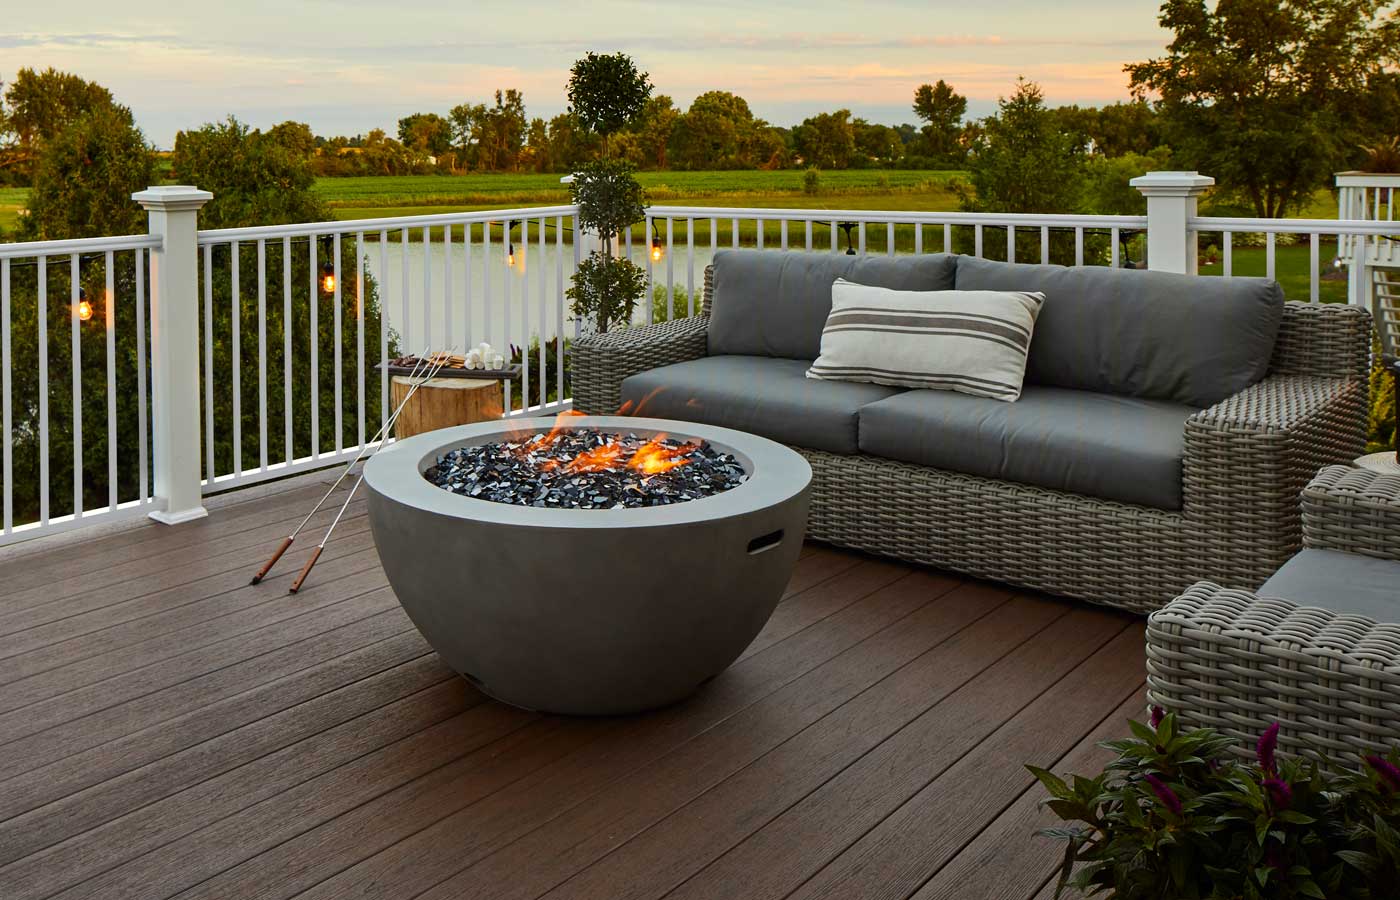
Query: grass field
0 188 26 233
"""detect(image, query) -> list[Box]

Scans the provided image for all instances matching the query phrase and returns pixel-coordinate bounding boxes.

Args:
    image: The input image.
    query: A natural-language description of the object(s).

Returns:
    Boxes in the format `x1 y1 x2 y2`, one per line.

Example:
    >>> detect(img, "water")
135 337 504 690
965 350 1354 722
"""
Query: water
364 239 719 354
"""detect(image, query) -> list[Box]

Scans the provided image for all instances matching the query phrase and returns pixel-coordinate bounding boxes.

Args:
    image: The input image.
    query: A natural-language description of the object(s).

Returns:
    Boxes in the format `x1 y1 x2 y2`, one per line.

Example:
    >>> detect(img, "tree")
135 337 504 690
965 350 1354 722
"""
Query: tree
1090 102 1164 158
669 91 776 170
961 79 1093 264
171 117 329 227
1127 0 1400 218
853 118 903 165
0 68 117 181
20 103 153 240
396 112 453 156
566 52 652 156
546 112 600 172
630 95 678 169
965 79 1085 215
793 110 856 169
912 80 967 163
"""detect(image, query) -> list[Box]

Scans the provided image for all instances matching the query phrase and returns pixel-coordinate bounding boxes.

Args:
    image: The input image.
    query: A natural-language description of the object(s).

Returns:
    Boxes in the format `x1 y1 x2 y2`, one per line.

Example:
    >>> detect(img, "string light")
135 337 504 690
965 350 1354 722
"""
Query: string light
77 288 93 322
320 262 336 294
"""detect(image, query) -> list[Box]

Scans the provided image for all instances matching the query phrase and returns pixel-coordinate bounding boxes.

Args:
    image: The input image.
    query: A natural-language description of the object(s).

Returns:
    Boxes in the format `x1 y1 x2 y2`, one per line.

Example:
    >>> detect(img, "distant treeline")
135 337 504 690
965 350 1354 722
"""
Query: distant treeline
297 82 1166 177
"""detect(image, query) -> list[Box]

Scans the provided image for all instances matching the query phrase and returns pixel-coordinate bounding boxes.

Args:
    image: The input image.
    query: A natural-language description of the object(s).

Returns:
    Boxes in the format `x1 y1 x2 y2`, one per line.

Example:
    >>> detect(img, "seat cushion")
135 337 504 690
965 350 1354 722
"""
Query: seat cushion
1260 549 1400 622
857 386 1197 509
954 256 1284 407
708 249 958 361
620 355 904 455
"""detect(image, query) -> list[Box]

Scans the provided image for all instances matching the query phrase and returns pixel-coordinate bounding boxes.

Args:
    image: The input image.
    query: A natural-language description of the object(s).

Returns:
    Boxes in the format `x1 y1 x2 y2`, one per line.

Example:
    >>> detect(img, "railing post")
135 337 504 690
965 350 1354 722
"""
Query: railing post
133 185 213 525
1130 171 1214 274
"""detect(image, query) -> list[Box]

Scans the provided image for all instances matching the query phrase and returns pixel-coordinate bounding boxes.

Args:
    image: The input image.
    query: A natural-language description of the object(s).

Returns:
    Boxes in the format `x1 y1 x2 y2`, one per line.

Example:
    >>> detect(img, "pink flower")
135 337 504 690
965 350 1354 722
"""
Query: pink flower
1263 777 1292 812
1149 706 1165 728
1143 774 1183 816
1365 756 1400 794
1257 722 1280 775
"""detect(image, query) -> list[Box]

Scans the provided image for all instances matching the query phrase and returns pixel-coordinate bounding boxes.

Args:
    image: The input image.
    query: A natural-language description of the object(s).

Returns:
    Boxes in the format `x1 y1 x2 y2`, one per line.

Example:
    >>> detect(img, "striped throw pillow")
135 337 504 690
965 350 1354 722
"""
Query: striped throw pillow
806 279 1045 402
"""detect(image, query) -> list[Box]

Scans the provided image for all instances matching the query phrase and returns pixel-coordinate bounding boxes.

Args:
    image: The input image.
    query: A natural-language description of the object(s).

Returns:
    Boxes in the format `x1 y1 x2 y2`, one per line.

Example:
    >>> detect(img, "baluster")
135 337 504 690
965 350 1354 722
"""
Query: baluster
666 217 674 320
283 237 293 464
309 236 319 459
687 218 695 317
38 256 48 524
231 241 241 477
103 251 116 509
378 230 388 435
522 218 530 411
257 240 267 471
2 257 10 532
1040 226 1050 265
644 213 654 325
1223 232 1233 277
886 221 895 257
1006 226 1016 263
136 251 149 502
1265 232 1276 280
356 232 366 448
1074 228 1084 266
1309 233 1320 304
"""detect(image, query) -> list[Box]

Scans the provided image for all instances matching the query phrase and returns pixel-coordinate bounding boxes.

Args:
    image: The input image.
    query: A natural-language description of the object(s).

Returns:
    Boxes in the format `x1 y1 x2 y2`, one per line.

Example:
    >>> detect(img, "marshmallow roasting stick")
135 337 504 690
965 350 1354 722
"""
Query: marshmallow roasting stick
249 346 433 585
289 346 460 594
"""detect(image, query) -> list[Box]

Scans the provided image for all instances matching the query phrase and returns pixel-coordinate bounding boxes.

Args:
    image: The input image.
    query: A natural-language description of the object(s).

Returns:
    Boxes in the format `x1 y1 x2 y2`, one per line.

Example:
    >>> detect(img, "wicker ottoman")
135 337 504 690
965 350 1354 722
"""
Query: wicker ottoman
1146 466 1400 763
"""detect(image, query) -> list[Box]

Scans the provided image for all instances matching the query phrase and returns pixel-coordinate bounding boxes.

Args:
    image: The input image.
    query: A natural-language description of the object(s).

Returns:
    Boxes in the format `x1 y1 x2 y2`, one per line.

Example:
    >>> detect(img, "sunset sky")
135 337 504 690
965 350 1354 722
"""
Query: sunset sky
2 1 1170 147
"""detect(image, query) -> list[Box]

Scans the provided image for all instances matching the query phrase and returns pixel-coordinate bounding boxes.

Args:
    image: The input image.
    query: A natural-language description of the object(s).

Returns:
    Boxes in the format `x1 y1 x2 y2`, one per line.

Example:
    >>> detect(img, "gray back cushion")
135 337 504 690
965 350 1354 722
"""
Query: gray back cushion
954 256 1284 407
708 249 958 360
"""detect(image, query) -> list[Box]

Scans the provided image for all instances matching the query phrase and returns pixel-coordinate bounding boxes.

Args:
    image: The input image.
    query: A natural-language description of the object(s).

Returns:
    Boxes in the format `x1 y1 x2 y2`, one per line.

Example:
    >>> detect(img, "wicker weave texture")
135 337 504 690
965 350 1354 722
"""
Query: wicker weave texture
801 448 1186 612
569 263 1372 611
1183 374 1370 589
1147 582 1400 763
1303 465 1400 561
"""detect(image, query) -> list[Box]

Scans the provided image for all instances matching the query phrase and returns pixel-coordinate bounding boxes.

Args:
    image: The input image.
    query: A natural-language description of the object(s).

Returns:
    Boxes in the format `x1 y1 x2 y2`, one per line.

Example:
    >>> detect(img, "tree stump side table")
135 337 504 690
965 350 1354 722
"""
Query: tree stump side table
390 376 504 440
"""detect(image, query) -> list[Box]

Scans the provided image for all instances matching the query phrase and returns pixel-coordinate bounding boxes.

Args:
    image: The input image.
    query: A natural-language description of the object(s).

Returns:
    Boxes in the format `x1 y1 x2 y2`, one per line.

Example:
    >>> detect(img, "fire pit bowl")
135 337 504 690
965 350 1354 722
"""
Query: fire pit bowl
363 415 811 715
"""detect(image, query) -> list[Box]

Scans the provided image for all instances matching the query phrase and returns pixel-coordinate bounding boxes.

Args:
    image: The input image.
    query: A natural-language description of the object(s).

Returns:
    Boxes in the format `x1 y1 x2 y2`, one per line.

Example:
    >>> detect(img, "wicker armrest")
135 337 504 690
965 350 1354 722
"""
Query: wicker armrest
1303 465 1400 561
570 316 710 414
1146 581 1400 762
1183 373 1369 587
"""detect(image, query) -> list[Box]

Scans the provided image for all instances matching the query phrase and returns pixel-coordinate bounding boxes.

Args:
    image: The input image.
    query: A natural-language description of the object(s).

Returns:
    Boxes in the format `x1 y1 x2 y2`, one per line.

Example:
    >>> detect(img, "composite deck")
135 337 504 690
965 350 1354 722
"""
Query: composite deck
0 475 1145 900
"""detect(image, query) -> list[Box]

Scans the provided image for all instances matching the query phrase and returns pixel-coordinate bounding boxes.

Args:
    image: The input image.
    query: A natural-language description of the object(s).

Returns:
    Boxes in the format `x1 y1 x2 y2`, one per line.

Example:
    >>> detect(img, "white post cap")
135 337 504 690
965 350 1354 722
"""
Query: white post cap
559 174 576 184
132 185 213 211
1129 171 1214 197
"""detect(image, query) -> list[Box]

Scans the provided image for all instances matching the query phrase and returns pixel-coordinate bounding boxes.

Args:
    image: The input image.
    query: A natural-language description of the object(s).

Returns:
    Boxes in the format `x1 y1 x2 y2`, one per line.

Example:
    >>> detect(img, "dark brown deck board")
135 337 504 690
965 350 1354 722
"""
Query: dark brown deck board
0 487 1148 900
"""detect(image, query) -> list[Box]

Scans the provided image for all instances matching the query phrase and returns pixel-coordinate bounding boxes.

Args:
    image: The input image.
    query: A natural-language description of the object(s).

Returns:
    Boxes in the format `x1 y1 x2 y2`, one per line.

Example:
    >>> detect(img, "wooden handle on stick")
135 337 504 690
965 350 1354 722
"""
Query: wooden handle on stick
289 546 323 594
250 536 294 585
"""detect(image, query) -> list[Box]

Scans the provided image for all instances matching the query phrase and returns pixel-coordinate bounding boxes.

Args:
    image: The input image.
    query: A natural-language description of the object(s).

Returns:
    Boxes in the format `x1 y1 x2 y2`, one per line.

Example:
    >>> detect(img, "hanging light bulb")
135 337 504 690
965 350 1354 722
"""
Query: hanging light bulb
506 241 516 268
650 238 663 262
320 262 336 294
77 288 93 322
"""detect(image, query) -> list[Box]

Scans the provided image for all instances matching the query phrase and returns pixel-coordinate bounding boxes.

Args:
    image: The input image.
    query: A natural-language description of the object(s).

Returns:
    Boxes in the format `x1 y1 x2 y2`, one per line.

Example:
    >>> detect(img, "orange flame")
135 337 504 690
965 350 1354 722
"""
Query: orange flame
521 409 587 453
565 441 626 473
626 436 697 474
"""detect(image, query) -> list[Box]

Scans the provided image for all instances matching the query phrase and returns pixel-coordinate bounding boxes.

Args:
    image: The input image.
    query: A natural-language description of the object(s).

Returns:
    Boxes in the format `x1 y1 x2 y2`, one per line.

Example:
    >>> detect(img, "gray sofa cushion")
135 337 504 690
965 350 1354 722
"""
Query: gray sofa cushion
857 385 1197 509
1260 549 1400 622
954 256 1284 407
708 249 958 361
620 355 904 455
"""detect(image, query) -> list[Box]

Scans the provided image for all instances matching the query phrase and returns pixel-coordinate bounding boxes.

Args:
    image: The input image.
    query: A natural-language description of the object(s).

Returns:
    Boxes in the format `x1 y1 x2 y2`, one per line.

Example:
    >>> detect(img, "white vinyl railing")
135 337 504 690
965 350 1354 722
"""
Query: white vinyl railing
193 206 580 493
1 170 1392 545
0 233 162 544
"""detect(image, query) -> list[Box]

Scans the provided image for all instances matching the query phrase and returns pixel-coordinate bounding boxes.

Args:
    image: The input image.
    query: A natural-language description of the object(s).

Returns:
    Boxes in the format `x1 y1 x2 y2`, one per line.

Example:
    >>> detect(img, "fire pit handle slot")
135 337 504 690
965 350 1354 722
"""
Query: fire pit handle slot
746 530 785 555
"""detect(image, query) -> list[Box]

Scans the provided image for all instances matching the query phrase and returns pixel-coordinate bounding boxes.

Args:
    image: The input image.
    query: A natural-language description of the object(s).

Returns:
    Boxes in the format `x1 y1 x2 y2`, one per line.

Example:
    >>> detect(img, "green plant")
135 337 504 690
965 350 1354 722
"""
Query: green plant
802 166 821 195
566 52 652 156
566 253 647 335
1031 711 1400 899
567 156 649 333
1367 351 1396 453
508 336 571 408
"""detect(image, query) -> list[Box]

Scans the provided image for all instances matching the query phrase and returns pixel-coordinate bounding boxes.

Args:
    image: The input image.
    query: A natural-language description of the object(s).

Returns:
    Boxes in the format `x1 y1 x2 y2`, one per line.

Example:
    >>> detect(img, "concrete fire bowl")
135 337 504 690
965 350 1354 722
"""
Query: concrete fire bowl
363 416 812 715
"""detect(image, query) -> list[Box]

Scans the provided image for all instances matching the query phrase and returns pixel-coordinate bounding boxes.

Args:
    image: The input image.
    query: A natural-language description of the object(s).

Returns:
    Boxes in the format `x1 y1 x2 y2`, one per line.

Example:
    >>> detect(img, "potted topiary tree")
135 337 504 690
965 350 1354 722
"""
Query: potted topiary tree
564 52 653 334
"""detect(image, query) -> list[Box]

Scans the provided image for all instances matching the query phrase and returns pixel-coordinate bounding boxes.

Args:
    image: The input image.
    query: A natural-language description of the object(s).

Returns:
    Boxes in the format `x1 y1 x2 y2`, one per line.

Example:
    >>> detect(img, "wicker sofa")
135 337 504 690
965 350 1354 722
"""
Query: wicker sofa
572 250 1371 613
1147 466 1400 762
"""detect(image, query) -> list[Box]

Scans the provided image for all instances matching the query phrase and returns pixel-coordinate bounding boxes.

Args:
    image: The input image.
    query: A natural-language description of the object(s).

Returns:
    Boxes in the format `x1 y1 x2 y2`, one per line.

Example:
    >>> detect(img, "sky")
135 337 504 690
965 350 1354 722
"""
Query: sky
1 0 1171 148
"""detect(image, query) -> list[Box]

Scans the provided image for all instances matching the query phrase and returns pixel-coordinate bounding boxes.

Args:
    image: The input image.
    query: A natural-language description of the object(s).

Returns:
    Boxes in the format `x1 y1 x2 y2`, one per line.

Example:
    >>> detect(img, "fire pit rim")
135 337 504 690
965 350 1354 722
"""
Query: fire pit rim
363 415 812 530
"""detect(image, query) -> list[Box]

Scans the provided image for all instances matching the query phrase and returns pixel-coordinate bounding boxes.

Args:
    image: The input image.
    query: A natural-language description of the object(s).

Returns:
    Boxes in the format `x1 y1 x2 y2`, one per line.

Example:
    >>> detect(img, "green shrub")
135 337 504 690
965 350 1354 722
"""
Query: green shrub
1032 711 1400 899
802 166 821 196
1368 357 1396 453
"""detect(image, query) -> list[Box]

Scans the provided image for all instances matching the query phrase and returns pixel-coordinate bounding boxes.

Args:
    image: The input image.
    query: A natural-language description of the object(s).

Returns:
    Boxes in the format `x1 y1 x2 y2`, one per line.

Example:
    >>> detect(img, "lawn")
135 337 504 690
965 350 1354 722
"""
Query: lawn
0 187 26 233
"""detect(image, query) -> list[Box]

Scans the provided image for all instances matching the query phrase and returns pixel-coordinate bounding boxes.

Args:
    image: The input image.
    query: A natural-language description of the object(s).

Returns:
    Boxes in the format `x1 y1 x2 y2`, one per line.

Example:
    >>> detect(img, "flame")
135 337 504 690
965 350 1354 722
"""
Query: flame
521 409 586 452
565 441 626 473
626 435 697 474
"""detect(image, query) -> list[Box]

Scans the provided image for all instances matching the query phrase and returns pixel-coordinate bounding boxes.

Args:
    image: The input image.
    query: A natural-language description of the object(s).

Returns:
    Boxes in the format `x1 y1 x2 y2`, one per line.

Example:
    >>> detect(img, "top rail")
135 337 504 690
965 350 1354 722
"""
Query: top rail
1190 216 1397 236
0 233 162 259
196 205 580 243
648 206 1148 229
